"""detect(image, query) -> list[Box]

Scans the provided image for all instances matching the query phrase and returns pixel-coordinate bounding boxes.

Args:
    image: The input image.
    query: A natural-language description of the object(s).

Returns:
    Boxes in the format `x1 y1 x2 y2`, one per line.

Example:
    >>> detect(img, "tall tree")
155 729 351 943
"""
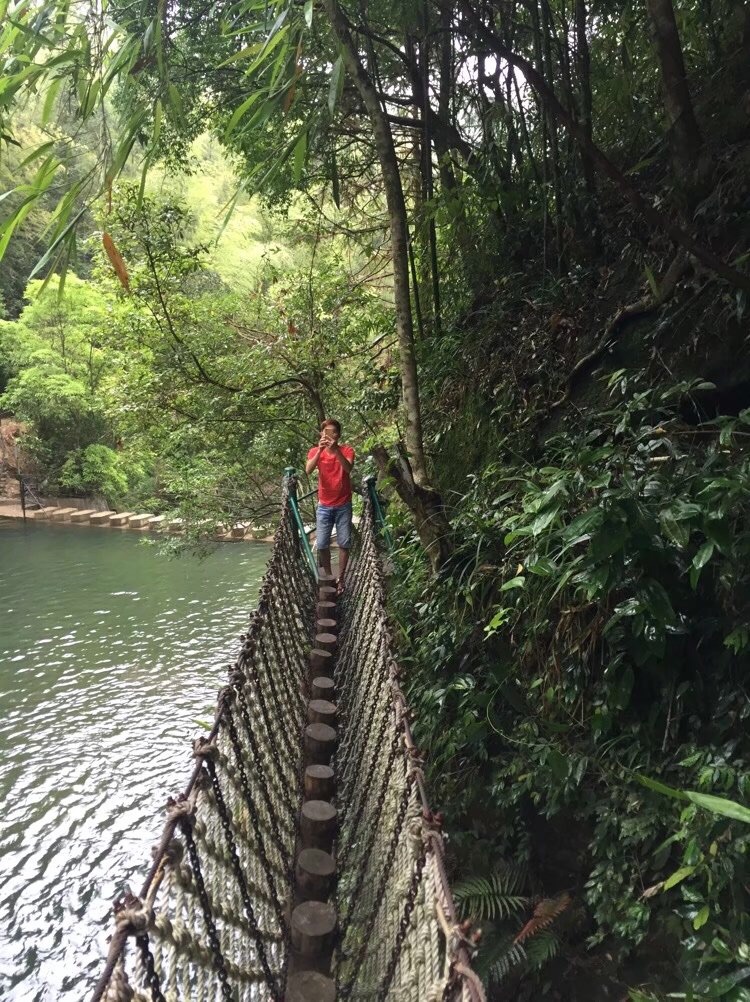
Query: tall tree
645 0 708 199
323 0 452 567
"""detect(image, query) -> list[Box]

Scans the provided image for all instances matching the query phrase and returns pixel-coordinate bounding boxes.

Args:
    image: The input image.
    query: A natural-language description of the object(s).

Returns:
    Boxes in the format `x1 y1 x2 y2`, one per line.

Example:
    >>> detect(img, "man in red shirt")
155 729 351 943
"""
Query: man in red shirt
305 419 355 590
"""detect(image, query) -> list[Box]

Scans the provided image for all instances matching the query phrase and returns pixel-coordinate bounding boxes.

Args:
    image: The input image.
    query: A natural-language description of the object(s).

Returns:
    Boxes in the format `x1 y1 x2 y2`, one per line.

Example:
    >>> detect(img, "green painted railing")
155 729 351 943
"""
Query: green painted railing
364 475 394 551
283 467 318 579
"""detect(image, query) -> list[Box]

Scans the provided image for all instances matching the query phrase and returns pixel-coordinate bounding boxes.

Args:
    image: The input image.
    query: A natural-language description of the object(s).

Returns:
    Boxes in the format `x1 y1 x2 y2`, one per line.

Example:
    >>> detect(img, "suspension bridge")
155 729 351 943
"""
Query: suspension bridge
92 474 483 1002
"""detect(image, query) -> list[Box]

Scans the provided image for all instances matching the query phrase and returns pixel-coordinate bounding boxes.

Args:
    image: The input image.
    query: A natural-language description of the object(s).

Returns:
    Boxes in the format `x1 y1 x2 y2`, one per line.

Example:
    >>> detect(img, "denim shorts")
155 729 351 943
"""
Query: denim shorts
316 501 353 550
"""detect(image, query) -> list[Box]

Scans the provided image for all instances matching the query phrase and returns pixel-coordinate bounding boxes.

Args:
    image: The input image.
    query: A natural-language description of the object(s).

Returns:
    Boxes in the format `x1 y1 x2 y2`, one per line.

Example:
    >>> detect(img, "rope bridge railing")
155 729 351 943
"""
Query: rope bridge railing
91 475 483 1002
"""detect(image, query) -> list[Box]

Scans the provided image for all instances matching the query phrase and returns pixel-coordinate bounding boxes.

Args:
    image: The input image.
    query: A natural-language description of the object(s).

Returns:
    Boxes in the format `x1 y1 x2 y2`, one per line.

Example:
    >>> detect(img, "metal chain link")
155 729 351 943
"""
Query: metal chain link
135 934 167 1002
203 755 283 999
178 803 235 1002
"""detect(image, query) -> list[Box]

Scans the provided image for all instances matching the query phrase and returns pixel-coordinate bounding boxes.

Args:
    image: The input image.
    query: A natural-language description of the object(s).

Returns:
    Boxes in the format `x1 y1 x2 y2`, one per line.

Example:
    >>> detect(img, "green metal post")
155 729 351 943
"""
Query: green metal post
364 475 394 550
284 467 318 579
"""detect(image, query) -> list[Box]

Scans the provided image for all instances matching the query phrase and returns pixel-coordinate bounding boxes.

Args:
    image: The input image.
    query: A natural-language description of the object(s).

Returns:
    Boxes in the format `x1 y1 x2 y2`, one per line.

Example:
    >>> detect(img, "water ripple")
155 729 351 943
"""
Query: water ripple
0 521 269 1000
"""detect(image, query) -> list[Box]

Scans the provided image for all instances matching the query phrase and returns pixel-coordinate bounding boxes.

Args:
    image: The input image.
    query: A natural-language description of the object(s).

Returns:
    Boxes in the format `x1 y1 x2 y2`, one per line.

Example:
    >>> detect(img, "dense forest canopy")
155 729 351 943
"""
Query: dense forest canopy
2 0 750 997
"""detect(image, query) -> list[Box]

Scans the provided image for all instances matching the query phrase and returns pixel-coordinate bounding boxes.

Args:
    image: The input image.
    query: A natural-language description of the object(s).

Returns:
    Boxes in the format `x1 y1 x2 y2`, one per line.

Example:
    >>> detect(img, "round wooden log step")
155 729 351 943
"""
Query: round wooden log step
286 971 335 1002
304 722 337 765
316 601 336 619
318 585 337 602
311 676 335 701
314 632 337 654
300 799 337 850
316 617 338 635
296 848 336 902
309 649 332 675
305 764 335 801
307 699 337 726
291 900 337 971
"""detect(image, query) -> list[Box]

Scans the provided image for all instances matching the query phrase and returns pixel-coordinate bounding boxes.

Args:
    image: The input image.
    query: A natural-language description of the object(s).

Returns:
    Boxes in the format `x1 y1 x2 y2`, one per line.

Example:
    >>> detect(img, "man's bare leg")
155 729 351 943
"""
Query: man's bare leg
337 548 349 592
318 547 332 577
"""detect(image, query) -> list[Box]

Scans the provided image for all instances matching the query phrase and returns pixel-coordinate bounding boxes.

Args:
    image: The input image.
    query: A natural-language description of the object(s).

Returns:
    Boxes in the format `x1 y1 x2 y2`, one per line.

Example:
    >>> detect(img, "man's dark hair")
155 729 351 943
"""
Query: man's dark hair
321 419 342 435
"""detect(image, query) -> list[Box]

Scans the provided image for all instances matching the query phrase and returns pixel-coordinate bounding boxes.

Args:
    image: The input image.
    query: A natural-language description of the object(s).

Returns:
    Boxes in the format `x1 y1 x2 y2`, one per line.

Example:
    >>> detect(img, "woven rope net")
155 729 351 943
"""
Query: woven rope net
92 479 484 1002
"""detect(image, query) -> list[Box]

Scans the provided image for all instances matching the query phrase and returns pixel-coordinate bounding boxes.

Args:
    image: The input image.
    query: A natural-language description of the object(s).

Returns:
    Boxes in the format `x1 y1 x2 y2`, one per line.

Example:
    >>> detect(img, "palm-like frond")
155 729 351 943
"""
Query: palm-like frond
453 866 530 922
523 930 560 970
473 930 527 983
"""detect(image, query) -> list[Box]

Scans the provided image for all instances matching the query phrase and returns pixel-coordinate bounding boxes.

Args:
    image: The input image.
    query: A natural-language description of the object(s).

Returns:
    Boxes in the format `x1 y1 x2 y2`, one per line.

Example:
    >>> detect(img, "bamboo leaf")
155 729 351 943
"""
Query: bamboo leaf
224 91 263 137
328 55 343 116
292 130 307 183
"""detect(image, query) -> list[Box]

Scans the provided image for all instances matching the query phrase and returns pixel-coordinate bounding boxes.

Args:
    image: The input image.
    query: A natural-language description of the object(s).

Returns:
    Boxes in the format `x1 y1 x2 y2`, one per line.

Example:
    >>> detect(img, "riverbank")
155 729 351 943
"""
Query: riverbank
0 501 349 547
0 502 276 542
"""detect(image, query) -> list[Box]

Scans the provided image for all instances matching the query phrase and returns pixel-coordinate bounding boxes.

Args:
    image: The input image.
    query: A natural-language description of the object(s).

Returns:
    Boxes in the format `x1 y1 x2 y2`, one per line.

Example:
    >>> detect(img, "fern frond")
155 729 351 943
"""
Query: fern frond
489 940 526 982
523 930 560 970
514 892 571 944
453 870 530 922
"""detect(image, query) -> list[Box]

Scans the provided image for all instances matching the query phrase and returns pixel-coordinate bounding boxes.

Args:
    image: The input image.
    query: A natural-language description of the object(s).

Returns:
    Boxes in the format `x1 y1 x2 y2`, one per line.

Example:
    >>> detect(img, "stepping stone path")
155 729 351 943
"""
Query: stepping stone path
128 513 155 528
29 507 57 519
109 512 134 527
90 511 114 524
70 509 97 523
2 503 272 544
50 508 77 521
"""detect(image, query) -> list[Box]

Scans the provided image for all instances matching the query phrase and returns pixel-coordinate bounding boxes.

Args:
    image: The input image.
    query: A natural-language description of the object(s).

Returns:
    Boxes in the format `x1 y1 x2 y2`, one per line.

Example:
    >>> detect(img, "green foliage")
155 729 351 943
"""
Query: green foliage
391 373 750 999
59 444 141 504
453 867 529 922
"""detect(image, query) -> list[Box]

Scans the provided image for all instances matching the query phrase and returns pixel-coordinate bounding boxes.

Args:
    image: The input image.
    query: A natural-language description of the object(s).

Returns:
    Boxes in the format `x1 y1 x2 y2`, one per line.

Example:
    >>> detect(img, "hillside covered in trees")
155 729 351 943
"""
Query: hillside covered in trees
2 0 750 997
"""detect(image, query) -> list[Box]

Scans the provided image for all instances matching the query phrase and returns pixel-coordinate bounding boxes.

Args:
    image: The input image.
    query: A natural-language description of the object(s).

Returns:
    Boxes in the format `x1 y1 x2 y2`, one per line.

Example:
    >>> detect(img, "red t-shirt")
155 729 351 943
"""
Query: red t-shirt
307 444 355 507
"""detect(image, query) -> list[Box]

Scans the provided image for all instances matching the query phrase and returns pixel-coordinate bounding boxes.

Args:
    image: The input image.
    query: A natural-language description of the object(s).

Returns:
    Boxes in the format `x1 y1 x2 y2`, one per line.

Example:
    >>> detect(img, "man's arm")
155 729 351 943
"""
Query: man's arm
305 447 323 475
331 445 353 475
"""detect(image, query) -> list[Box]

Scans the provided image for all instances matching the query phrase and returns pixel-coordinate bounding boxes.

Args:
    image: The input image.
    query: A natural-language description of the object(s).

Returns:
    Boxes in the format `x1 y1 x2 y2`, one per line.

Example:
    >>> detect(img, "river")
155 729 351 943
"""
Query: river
0 520 270 1001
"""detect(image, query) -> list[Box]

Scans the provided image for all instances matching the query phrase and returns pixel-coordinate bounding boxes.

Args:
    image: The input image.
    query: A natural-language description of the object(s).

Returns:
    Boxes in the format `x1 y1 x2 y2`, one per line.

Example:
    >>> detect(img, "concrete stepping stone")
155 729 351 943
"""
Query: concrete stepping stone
69 509 96 523
50 508 78 521
109 512 135 527
29 507 58 519
89 511 115 525
168 518 184 534
231 524 247 539
128 513 155 529
147 515 166 531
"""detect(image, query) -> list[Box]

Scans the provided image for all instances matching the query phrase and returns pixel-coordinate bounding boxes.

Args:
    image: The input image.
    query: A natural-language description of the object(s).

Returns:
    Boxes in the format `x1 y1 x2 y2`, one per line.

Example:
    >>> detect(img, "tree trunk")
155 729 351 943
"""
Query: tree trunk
645 0 707 198
537 0 565 272
574 0 596 198
372 445 452 571
324 0 453 564
459 2 750 293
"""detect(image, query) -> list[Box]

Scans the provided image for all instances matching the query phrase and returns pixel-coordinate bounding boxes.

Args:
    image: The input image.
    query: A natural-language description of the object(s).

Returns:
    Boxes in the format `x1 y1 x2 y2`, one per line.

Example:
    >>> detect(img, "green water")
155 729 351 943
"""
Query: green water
0 520 270 1001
